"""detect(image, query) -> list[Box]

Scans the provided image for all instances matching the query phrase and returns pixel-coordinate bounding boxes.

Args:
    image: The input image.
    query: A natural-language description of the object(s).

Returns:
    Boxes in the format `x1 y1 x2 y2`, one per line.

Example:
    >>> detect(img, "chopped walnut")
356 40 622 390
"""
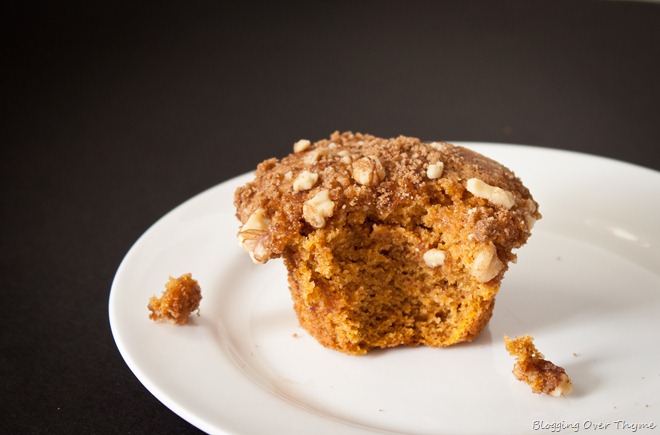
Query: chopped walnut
148 273 202 325
352 156 385 186
423 249 446 267
303 189 335 228
525 215 537 230
238 208 271 263
293 139 311 153
304 147 329 164
525 198 537 213
504 335 573 397
471 242 503 282
466 178 515 209
337 150 352 165
524 199 538 230
428 141 448 151
426 161 444 179
293 170 318 192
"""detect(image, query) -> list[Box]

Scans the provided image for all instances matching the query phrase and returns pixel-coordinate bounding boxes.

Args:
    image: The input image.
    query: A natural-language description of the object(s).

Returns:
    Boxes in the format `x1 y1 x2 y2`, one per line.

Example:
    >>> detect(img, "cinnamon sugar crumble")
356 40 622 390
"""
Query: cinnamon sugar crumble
148 273 202 325
504 335 573 396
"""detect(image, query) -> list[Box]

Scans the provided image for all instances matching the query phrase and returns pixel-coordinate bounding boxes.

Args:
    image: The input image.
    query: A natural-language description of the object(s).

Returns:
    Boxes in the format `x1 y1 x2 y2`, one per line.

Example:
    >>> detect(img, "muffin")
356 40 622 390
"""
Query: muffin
234 132 540 355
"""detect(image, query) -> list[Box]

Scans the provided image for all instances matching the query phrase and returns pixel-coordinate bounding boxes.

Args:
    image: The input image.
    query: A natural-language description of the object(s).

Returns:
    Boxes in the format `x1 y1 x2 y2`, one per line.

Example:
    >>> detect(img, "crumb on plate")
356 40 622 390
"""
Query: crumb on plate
504 334 573 396
148 273 201 325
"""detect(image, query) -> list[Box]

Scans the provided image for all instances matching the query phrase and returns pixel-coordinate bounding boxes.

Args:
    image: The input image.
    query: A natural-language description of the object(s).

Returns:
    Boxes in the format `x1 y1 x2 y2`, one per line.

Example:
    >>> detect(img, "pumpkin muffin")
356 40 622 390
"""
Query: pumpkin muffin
234 132 540 355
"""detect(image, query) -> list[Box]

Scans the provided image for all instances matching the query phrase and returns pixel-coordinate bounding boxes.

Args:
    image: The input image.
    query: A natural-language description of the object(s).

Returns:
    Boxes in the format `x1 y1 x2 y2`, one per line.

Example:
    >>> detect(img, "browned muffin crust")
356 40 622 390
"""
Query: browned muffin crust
235 132 540 355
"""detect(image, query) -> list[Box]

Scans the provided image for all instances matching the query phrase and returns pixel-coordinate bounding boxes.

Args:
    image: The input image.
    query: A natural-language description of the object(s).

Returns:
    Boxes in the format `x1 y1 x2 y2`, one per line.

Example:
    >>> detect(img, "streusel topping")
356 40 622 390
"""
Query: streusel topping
235 131 540 265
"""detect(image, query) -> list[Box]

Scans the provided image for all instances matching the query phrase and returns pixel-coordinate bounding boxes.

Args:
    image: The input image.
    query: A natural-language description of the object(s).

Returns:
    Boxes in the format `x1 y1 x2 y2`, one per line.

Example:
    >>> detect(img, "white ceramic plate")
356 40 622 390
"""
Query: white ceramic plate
109 144 660 435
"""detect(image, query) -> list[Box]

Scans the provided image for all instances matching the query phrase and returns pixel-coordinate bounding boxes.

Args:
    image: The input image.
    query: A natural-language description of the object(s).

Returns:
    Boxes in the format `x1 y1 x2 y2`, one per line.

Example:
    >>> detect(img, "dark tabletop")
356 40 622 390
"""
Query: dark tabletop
3 1 659 433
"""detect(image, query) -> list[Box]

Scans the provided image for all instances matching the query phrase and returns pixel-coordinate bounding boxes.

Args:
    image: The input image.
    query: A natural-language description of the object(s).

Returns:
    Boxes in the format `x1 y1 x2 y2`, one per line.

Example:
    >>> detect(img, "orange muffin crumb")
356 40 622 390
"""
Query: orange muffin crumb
148 273 202 325
504 335 573 396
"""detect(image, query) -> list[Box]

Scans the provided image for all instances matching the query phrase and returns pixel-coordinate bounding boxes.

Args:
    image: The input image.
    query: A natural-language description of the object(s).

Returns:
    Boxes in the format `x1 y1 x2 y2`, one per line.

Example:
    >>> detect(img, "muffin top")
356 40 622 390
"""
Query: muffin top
234 131 540 264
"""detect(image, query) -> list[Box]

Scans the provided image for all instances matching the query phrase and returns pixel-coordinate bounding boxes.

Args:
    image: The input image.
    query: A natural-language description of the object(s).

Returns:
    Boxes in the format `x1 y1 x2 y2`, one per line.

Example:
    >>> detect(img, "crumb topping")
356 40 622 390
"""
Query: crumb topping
234 131 541 266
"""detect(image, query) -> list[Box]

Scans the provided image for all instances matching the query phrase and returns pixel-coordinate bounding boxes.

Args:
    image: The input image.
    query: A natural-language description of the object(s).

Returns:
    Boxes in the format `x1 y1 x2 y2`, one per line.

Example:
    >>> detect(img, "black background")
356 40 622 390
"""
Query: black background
3 1 659 433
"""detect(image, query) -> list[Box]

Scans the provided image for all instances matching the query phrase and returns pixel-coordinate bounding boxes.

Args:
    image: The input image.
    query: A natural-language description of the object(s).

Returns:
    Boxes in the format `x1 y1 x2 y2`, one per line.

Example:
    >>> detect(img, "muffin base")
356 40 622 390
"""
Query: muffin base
283 222 498 355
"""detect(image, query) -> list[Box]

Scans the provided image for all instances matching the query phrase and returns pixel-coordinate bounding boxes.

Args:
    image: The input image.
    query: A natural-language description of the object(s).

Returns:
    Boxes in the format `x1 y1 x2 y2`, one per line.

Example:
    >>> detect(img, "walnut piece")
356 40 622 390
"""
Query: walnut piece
293 170 318 192
428 141 448 151
549 372 573 397
471 242 503 282
293 139 311 153
337 150 352 165
352 156 385 186
524 199 538 230
426 161 444 180
303 189 335 228
304 147 329 164
423 249 446 267
237 208 271 263
466 178 515 209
